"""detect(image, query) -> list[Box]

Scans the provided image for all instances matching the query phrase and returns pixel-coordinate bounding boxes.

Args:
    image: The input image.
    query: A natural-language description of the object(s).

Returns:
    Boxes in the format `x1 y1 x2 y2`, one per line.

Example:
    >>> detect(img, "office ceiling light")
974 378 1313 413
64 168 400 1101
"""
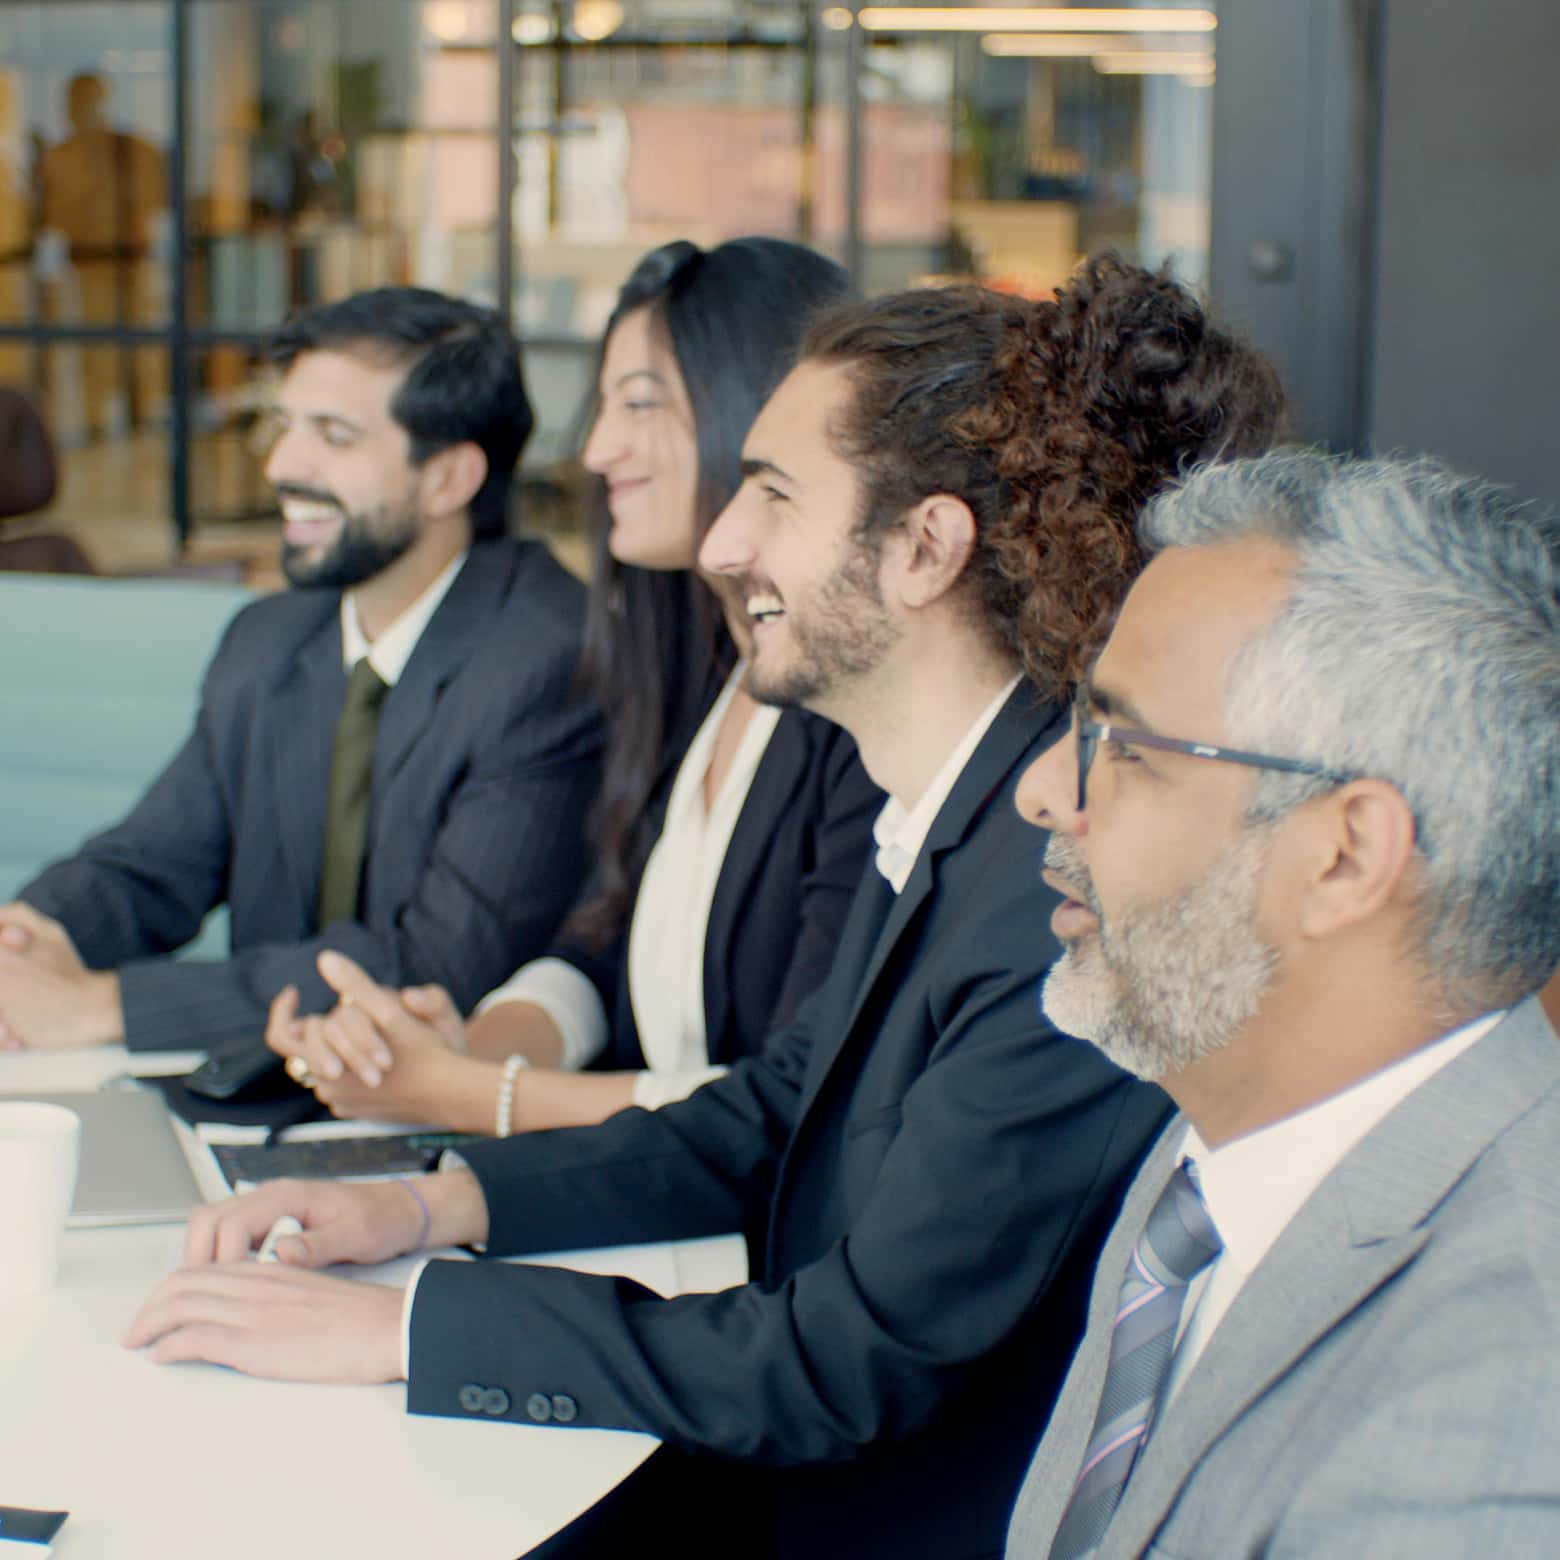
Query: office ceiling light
822 7 857 28
984 31 1143 55
512 10 555 42
573 0 625 38
1092 48 1214 73
425 0 471 42
858 7 1216 33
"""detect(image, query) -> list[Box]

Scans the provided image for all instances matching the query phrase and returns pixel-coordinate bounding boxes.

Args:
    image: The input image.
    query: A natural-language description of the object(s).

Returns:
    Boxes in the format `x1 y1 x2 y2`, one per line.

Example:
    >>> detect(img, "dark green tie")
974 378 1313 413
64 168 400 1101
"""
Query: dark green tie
317 657 390 927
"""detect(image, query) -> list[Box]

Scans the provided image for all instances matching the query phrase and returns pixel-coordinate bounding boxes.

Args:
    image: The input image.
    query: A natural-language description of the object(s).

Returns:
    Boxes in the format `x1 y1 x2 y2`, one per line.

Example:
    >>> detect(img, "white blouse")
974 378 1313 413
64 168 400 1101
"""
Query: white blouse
477 663 779 1109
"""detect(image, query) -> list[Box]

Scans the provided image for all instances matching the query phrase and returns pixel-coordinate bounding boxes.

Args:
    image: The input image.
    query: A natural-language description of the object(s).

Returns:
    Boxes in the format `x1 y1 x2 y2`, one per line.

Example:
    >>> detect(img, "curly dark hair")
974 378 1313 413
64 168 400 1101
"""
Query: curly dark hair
799 254 1286 699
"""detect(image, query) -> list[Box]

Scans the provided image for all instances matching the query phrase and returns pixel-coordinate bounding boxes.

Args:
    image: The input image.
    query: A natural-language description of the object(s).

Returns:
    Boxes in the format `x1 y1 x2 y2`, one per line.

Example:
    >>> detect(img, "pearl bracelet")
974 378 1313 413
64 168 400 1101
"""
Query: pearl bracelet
495 1052 531 1137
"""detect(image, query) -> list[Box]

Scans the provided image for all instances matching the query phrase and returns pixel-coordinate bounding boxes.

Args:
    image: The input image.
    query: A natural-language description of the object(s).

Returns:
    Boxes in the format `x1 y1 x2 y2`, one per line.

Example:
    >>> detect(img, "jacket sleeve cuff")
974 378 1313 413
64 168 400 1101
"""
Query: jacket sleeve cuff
473 957 608 1071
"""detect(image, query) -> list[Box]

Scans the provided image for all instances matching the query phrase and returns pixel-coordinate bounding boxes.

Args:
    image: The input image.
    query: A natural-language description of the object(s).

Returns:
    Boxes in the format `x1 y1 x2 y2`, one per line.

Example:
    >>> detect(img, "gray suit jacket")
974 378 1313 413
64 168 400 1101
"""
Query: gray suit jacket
1008 998 1560 1558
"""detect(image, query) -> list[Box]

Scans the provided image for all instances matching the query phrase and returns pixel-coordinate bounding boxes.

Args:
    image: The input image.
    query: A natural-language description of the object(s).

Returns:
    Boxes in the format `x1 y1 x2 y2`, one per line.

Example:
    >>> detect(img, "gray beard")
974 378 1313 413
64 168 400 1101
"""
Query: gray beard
1042 829 1278 1082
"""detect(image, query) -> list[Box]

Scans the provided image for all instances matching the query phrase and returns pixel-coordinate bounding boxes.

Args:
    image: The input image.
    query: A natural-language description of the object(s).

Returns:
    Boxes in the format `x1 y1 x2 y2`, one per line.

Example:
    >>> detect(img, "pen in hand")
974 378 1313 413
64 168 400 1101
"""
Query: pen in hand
256 1215 303 1264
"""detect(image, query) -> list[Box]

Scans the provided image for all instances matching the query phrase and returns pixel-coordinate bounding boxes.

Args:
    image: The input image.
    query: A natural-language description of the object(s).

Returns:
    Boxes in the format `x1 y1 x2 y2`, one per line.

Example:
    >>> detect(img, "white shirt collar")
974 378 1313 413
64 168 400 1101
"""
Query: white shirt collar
339 549 468 687
872 674 1021 894
1182 1009 1505 1279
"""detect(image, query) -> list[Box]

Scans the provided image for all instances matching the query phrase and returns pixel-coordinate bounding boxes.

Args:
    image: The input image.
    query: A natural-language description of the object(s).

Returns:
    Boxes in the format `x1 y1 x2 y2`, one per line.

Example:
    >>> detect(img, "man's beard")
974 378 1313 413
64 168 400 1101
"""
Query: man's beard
1041 830 1278 1082
279 492 419 591
742 536 900 710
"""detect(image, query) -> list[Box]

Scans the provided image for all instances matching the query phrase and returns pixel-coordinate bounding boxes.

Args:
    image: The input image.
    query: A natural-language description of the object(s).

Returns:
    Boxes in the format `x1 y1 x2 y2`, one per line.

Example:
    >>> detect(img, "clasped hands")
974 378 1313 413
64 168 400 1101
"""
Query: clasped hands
122 1169 488 1383
267 949 473 1123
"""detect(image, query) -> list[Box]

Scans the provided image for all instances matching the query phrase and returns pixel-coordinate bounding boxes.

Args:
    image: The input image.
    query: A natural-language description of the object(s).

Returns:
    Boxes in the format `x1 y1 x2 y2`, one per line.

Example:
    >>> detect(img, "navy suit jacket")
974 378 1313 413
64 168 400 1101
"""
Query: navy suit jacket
556 705 883 1073
408 684 1172 1558
22 537 602 1052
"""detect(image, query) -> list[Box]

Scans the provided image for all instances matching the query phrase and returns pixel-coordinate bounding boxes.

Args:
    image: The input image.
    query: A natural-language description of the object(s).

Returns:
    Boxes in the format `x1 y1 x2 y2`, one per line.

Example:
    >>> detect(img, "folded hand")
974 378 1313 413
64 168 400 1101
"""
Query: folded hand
0 902 121 1049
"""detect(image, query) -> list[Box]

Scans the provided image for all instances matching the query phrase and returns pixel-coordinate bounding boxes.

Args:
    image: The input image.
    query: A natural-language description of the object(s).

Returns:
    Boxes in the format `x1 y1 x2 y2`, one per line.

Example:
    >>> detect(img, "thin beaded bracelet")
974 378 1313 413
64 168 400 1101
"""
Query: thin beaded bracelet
396 1177 432 1254
495 1052 531 1137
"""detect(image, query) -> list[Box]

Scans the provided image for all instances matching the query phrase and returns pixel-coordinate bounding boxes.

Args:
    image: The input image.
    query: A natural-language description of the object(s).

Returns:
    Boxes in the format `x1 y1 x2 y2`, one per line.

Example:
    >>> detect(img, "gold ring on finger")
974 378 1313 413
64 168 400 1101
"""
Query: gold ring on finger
284 1054 317 1090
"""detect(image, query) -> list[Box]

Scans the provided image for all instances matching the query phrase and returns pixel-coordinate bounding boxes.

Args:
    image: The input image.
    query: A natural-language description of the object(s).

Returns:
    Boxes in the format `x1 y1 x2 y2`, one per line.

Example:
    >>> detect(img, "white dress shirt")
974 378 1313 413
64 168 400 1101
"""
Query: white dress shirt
1163 1009 1505 1408
473 663 779 1107
625 666 779 1108
339 549 467 684
871 676 1020 894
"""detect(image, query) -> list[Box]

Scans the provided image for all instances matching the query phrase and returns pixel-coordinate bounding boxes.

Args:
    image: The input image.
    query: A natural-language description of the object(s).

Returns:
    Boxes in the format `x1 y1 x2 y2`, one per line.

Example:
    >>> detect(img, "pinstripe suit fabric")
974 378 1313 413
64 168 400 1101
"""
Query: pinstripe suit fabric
22 537 602 1053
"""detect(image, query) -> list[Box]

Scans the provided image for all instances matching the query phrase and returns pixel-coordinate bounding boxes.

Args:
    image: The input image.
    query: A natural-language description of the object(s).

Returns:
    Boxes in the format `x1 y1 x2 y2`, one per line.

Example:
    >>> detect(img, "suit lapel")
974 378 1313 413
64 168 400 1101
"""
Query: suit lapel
799 685 1062 1104
1104 1000 1560 1557
371 541 511 797
701 710 809 1057
271 605 347 920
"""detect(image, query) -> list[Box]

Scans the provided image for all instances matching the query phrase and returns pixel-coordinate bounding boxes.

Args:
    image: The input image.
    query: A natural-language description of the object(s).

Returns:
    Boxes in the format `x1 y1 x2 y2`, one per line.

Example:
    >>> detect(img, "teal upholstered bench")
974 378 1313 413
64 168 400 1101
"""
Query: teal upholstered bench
0 573 255 956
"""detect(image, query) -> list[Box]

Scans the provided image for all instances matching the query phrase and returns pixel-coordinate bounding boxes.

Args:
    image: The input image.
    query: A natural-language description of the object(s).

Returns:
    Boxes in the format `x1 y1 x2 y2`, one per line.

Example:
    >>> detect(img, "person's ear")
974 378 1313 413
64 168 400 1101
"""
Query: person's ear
1293 780 1418 942
419 441 488 521
890 493 977 611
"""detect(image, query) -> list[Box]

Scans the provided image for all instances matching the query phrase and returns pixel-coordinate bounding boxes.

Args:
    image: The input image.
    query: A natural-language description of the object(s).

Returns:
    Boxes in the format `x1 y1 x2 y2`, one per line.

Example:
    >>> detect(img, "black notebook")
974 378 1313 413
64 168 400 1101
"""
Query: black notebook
211 1130 479 1190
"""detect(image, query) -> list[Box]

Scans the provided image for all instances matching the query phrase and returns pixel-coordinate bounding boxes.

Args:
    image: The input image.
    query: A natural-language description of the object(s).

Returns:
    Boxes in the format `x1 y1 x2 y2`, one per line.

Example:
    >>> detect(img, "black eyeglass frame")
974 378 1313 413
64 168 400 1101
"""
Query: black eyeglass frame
1071 687 1357 813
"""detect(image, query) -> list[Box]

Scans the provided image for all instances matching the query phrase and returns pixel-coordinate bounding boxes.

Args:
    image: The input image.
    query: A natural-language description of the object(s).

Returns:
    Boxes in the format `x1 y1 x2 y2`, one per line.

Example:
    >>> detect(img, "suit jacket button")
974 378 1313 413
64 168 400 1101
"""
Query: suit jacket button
525 1392 553 1423
458 1383 485 1414
551 1394 578 1423
482 1387 511 1417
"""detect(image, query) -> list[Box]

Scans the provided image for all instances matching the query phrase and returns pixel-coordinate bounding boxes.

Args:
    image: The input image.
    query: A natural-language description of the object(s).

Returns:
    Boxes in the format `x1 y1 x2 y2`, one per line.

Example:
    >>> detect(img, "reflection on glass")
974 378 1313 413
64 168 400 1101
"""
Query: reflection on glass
511 32 811 347
2 0 1218 556
507 3 1215 462
855 25 1215 297
0 73 30 379
188 345 277 540
0 2 172 447
189 0 502 334
40 69 170 439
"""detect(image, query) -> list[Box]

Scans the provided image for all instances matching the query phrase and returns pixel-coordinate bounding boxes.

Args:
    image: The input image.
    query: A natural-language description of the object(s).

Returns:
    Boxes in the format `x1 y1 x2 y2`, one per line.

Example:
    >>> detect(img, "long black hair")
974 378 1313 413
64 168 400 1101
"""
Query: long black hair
567 237 851 946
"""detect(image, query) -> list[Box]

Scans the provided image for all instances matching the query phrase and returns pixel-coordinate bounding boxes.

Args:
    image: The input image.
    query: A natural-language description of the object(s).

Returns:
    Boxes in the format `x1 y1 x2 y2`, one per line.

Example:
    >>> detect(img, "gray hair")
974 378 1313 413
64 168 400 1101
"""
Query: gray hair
1140 448 1560 1015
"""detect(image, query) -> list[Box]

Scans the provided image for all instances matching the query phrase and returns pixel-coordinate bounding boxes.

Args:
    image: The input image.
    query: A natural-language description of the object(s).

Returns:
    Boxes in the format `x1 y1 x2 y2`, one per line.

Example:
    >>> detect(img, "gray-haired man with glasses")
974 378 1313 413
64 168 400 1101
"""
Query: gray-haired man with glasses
1008 448 1560 1557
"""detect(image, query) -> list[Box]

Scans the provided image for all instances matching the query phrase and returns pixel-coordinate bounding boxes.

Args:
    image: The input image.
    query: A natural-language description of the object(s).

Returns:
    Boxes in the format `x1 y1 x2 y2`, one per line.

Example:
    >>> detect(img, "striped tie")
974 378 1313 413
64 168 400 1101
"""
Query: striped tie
1048 1162 1222 1560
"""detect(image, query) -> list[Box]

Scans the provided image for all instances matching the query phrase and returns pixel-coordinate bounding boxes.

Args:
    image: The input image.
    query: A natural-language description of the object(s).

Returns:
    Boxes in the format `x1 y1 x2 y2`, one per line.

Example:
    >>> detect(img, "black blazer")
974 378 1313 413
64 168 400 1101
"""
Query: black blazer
22 538 603 1053
407 684 1172 1558
555 704 883 1073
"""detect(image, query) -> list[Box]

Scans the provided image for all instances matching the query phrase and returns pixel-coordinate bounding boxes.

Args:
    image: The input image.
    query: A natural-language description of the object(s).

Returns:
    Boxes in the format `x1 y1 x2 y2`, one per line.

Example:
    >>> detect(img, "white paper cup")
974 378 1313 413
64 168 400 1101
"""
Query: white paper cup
0 1102 81 1297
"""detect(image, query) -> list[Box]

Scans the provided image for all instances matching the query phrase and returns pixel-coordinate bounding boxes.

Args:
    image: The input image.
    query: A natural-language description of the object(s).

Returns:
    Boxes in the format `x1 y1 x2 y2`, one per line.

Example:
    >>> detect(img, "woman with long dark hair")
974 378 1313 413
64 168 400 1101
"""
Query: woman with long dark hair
267 237 880 1132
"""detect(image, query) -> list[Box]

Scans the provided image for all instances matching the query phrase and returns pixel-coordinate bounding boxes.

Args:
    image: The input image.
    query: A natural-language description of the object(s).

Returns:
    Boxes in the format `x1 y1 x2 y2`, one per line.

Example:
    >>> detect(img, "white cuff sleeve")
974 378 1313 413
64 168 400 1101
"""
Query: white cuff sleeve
630 1064 729 1112
400 1255 433 1379
474 957 609 1072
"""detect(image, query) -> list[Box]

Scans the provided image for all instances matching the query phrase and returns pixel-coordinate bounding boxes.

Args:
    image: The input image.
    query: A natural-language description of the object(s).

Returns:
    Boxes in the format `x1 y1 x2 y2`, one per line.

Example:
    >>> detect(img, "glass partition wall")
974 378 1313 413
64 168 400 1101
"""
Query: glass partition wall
0 0 1216 561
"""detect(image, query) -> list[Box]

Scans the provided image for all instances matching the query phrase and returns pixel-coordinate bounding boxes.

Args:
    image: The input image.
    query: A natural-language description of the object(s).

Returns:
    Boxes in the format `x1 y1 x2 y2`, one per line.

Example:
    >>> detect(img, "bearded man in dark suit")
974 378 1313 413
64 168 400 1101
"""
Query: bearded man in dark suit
0 287 600 1060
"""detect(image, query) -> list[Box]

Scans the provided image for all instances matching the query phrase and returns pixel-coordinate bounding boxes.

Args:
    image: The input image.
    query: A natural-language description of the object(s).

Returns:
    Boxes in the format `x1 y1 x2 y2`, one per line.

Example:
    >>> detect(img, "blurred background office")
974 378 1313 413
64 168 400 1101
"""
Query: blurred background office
0 0 1554 578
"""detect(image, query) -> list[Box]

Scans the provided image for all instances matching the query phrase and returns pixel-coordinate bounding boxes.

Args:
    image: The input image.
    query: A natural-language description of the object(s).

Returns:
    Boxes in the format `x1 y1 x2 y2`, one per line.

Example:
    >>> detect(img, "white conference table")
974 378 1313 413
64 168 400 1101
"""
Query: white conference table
0 1047 747 1559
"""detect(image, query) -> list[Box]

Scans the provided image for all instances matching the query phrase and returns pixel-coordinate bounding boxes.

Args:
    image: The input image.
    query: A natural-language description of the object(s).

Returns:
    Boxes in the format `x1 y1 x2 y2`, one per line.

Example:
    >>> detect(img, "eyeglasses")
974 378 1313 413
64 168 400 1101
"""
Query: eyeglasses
1071 686 1355 813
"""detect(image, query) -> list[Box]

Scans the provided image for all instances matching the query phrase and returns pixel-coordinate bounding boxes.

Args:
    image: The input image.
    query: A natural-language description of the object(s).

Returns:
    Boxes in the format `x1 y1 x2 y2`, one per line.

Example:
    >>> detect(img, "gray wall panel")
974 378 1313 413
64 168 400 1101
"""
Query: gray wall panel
1368 0 1560 506
1209 1 1377 451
